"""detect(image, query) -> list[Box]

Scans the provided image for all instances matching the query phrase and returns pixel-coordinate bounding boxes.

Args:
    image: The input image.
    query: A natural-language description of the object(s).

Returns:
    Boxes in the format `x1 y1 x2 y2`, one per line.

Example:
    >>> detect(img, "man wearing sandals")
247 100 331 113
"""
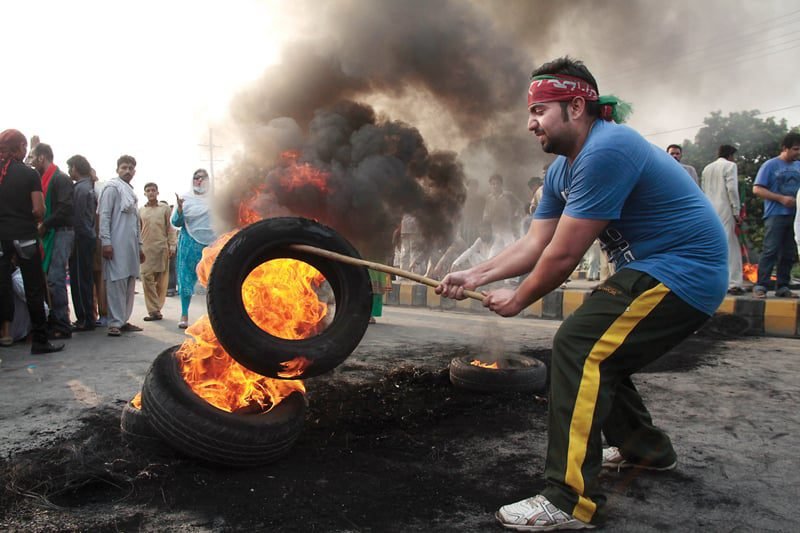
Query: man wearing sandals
752 132 800 299
98 155 145 337
701 144 745 295
139 182 176 322
437 57 727 530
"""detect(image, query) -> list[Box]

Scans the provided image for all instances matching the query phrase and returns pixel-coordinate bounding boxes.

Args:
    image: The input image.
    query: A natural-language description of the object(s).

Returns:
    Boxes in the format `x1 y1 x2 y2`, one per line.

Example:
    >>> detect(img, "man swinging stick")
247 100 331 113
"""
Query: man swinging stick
437 57 727 531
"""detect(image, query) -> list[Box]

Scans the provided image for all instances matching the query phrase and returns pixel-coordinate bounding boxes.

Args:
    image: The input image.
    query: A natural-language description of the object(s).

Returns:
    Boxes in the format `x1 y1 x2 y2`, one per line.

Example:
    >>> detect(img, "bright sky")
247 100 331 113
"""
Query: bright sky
2 0 289 203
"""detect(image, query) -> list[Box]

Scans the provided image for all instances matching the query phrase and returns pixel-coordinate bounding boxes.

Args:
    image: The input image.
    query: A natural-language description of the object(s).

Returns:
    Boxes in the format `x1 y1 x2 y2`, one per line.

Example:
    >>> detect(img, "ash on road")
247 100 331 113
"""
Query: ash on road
1 292 798 532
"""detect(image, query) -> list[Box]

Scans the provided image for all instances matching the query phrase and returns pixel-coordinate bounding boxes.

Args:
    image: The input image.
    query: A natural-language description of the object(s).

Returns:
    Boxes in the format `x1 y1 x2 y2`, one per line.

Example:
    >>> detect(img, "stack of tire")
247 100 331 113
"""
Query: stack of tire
120 218 374 467
120 346 307 467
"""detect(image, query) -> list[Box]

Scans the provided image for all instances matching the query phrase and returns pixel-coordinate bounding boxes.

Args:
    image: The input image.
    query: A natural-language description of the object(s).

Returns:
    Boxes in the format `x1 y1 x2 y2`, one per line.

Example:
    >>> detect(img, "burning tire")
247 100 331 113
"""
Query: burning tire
207 217 372 379
120 395 161 447
142 346 306 467
449 355 547 393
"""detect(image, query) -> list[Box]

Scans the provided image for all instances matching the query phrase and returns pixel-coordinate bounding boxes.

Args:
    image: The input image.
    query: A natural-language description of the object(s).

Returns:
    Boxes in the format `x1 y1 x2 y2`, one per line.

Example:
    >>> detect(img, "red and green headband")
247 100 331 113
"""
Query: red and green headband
527 74 632 123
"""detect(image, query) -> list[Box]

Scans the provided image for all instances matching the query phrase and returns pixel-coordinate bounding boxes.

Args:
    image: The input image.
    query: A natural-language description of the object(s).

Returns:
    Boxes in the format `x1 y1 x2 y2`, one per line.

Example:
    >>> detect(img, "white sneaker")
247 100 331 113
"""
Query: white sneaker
602 446 676 471
496 494 595 531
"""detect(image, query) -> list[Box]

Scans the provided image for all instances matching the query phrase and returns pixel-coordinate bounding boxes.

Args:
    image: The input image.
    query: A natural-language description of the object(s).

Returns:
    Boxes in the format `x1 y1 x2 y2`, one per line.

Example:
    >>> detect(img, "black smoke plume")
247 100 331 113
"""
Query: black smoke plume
220 0 541 260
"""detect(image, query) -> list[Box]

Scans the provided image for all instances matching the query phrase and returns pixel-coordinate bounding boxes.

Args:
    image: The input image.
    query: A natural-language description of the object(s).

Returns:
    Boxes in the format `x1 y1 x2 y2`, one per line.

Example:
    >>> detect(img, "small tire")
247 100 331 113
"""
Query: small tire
207 217 373 379
120 398 161 447
141 346 306 467
449 355 547 393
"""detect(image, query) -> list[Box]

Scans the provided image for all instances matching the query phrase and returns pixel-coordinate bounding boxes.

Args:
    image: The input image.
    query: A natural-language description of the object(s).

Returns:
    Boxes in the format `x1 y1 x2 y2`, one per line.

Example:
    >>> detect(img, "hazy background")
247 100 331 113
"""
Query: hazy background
4 0 798 205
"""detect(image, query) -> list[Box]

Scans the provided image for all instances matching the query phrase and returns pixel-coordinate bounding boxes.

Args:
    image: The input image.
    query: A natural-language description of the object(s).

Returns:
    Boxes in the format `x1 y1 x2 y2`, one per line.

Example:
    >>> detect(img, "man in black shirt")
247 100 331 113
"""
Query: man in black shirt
31 143 74 338
0 129 63 354
67 155 97 331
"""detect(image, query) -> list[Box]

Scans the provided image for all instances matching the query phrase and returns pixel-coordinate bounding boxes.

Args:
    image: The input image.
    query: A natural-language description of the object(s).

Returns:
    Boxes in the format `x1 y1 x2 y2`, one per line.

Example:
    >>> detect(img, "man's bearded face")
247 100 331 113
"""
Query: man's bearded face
527 101 574 155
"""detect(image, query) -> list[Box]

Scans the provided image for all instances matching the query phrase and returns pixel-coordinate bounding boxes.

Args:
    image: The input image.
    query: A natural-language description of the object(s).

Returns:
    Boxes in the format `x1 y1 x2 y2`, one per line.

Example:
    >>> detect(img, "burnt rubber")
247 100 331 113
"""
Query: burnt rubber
207 217 372 379
449 355 547 393
141 346 306 467
120 397 161 447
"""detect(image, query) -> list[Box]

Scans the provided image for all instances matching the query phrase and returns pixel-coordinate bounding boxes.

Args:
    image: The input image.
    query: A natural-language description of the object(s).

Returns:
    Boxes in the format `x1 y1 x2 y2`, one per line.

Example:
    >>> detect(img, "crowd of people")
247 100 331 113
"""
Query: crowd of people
392 132 800 301
0 129 216 353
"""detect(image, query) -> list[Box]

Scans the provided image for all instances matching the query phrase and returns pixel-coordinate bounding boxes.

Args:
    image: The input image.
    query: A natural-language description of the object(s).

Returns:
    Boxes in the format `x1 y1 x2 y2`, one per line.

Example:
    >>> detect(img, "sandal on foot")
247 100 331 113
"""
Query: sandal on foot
143 312 163 321
753 289 767 299
121 323 143 332
178 321 189 329
108 327 121 337
0 336 13 347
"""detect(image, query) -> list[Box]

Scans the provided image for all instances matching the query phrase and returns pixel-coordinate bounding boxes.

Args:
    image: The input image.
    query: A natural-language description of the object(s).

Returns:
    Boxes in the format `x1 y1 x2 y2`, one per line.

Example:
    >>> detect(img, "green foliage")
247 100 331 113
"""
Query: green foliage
680 110 797 252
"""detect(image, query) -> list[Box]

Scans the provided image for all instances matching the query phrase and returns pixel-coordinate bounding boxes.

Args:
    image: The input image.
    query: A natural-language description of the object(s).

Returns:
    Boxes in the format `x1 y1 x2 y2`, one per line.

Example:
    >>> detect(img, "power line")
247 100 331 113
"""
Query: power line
605 10 800 82
643 104 800 138
608 31 800 87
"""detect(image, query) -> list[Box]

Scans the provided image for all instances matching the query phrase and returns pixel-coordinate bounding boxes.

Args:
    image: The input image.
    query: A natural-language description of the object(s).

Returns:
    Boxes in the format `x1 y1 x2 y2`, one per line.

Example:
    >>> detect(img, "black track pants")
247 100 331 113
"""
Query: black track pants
540 269 709 525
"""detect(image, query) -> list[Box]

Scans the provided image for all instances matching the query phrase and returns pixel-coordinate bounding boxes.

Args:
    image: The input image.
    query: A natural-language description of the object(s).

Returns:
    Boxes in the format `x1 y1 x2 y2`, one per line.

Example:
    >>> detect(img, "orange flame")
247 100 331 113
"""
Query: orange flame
743 263 758 284
279 150 330 192
242 259 328 340
237 185 268 227
131 392 142 409
470 359 500 369
177 315 306 413
176 230 328 413
175 154 338 413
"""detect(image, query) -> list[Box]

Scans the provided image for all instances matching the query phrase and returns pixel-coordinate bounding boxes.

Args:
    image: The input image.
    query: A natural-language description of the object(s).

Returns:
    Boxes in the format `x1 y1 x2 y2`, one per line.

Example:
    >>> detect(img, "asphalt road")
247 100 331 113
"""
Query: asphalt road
0 284 560 456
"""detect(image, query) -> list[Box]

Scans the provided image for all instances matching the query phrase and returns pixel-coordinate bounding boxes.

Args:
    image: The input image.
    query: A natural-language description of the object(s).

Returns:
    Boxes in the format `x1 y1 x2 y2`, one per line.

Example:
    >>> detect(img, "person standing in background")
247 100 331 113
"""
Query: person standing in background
67 155 97 331
172 169 216 329
98 155 144 336
91 168 108 326
30 143 74 339
701 144 744 295
0 129 63 354
667 144 700 186
752 132 800 299
139 182 176 321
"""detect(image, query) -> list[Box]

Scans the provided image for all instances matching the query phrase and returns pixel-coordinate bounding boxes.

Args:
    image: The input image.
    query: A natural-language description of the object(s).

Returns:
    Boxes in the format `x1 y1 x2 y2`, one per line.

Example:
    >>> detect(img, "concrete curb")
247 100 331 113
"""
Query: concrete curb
384 283 800 338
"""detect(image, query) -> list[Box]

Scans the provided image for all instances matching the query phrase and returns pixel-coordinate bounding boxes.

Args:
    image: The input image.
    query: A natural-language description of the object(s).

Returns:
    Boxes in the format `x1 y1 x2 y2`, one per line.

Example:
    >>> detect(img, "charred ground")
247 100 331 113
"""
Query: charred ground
0 320 734 532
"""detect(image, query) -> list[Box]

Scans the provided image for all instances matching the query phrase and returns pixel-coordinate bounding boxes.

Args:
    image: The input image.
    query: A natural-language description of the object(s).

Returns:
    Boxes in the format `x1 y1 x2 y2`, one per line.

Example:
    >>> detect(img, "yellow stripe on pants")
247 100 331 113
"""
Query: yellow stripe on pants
566 283 670 523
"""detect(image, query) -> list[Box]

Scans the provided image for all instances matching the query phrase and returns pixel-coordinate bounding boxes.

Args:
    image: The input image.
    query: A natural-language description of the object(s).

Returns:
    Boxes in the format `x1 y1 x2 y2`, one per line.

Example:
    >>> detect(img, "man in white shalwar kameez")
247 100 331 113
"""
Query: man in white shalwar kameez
701 144 743 294
452 222 502 272
99 155 144 336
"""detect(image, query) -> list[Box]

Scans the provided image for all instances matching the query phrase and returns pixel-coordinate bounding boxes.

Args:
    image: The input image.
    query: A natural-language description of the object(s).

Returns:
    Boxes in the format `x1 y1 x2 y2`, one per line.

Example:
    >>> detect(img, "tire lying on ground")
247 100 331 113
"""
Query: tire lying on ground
207 217 372 379
120 395 161 447
449 355 547 393
142 346 306 467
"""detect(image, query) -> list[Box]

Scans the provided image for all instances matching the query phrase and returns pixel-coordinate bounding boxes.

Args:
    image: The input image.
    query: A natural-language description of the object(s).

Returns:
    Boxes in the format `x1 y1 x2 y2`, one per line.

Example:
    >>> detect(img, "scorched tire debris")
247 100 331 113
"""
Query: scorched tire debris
120 397 161 447
141 346 306 467
449 355 547 393
207 217 372 379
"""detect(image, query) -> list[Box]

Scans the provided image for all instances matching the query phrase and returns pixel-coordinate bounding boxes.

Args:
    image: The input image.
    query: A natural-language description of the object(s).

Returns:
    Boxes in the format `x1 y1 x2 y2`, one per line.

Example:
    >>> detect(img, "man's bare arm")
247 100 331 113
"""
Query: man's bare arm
753 184 796 208
483 216 608 316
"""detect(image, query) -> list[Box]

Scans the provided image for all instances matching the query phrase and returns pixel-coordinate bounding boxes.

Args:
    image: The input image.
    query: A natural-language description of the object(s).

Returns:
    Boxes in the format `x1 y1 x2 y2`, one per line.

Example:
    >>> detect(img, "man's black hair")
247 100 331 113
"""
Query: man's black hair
144 182 158 191
66 154 91 176
781 132 800 150
32 143 54 161
531 56 601 120
718 144 737 159
117 154 137 168
666 144 682 153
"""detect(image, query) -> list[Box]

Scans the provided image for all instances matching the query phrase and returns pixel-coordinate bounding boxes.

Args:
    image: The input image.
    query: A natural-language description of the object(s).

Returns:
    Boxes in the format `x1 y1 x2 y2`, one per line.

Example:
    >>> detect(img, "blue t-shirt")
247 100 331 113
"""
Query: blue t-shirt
535 120 727 315
753 157 800 218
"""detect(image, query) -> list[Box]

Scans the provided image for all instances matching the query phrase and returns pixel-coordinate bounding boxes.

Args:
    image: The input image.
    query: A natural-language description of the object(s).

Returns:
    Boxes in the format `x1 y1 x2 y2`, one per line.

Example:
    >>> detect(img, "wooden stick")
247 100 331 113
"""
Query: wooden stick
288 244 486 302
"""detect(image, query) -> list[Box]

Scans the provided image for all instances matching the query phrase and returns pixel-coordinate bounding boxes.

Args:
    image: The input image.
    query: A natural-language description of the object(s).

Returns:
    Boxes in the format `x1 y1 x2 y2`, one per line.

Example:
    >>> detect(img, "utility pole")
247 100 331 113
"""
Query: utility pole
198 127 224 193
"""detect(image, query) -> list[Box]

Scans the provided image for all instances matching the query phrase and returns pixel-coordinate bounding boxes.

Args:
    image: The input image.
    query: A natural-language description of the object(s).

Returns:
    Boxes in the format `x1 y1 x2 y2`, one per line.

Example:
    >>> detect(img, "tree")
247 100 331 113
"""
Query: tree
680 110 797 252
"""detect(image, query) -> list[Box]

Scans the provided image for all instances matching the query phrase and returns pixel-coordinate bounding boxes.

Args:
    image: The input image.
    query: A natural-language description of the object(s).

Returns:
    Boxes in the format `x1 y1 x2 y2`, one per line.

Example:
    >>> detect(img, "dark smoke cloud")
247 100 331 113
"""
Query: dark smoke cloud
231 0 529 137
222 0 545 259
221 101 465 261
